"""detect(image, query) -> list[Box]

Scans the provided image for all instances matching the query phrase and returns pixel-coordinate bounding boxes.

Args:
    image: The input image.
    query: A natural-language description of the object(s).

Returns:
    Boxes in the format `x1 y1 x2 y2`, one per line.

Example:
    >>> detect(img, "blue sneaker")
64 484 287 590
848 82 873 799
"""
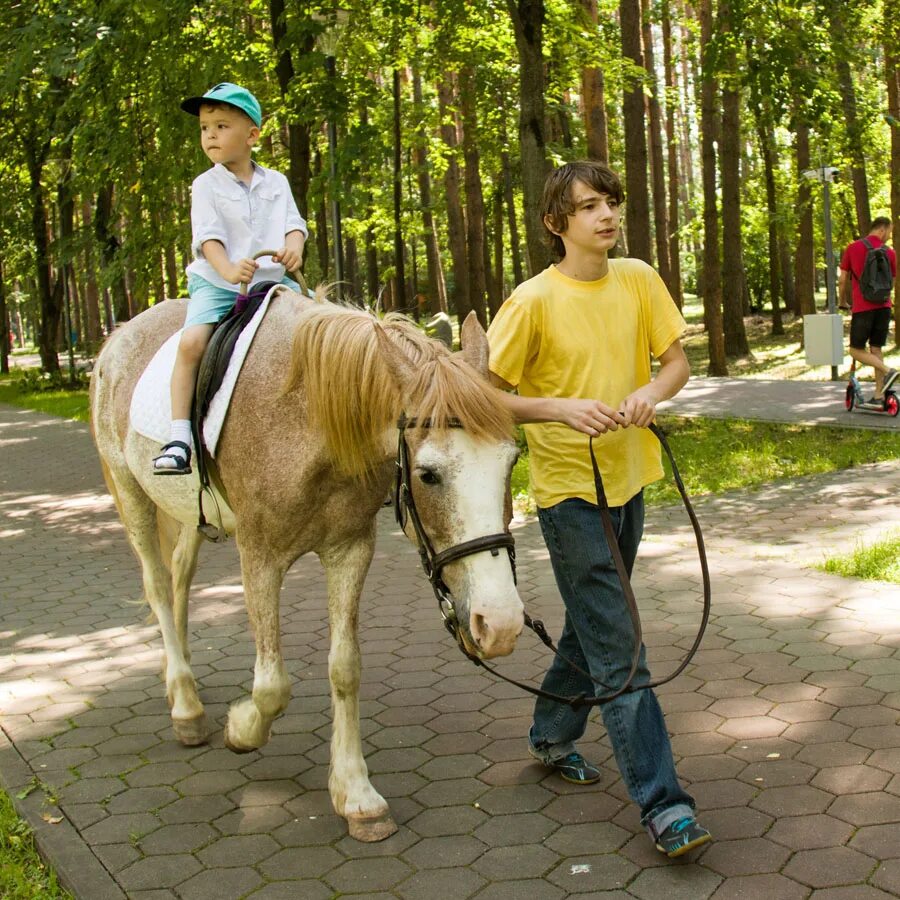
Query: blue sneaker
531 749 601 785
655 816 712 858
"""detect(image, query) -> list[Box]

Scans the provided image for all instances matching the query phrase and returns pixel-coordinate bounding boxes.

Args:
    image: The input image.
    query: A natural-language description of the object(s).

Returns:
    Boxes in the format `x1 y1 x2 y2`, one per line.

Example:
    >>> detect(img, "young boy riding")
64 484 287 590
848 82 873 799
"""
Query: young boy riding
153 82 308 475
487 160 711 858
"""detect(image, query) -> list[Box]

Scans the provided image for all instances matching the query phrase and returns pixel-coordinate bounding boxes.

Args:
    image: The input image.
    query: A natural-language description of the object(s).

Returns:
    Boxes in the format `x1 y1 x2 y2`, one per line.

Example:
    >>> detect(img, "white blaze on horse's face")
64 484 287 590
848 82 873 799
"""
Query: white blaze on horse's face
407 429 524 659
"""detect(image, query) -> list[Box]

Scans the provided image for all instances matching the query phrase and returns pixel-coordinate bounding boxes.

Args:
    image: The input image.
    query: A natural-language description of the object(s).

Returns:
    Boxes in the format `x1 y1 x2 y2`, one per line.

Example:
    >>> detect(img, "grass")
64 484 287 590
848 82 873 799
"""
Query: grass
511 415 900 514
0 790 72 900
0 373 90 423
818 531 900 584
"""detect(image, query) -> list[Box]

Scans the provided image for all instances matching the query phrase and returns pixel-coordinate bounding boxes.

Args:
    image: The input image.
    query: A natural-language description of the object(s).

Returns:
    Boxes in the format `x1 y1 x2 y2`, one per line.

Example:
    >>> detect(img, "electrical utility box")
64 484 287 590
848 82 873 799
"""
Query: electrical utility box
803 314 844 366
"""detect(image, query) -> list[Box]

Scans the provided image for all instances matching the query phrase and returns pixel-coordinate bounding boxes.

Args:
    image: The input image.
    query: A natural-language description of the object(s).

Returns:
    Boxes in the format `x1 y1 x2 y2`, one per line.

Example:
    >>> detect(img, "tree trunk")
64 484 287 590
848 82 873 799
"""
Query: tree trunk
580 0 609 161
793 120 816 316
413 69 447 314
747 48 785 337
392 69 407 313
313 151 329 279
0 260 8 374
720 82 749 356
459 66 488 327
79 201 103 343
887 2 900 343
502 149 525 286
26 136 62 372
95 184 130 324
641 0 671 286
269 0 312 218
680 17 700 277
661 0 683 307
620 0 652 262
507 0 553 275
699 0 727 374
491 184 505 316
834 54 871 234
439 77 471 321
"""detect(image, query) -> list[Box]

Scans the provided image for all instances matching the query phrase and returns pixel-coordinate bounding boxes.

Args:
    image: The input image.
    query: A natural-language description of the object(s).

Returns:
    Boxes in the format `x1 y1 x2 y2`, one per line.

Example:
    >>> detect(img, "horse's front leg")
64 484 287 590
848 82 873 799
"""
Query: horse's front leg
224 552 291 753
321 534 398 842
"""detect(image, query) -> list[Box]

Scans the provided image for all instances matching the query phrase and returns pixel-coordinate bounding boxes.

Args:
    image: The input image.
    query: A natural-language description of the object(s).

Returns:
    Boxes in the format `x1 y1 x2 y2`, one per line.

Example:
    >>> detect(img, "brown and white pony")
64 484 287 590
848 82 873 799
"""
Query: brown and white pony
90 290 524 840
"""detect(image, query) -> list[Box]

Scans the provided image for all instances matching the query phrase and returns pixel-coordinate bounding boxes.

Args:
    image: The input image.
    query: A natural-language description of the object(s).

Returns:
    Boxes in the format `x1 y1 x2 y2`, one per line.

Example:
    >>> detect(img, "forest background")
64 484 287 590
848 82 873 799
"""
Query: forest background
1 0 899 377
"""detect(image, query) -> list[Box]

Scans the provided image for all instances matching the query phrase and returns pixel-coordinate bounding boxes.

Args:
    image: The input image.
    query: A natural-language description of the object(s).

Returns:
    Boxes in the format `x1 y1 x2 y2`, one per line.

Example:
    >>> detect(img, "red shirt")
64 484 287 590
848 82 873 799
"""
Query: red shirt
840 235 896 313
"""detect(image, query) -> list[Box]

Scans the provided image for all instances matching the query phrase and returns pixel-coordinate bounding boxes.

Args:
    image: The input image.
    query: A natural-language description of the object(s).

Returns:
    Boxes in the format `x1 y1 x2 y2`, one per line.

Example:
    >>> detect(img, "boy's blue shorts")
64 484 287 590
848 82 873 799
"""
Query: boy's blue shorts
184 273 302 328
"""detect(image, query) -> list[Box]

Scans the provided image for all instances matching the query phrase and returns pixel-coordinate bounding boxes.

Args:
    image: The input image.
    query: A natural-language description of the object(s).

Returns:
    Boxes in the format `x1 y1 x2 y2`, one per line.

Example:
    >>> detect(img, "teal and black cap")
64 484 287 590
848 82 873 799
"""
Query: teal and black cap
181 82 262 127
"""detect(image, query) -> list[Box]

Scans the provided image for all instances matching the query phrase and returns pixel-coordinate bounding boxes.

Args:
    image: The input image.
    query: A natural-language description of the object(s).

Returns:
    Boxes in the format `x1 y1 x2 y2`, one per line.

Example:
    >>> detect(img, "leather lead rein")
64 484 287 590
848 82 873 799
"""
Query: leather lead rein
395 416 711 708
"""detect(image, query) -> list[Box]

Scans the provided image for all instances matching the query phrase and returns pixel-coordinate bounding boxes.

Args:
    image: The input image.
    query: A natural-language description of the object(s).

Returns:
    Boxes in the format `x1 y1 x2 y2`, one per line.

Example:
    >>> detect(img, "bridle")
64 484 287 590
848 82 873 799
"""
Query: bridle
394 412 517 637
394 415 711 708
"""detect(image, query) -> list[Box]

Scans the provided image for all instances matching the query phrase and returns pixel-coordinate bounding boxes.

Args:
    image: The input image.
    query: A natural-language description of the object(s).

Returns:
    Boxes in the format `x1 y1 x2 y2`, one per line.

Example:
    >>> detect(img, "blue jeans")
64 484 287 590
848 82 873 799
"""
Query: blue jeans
531 493 695 838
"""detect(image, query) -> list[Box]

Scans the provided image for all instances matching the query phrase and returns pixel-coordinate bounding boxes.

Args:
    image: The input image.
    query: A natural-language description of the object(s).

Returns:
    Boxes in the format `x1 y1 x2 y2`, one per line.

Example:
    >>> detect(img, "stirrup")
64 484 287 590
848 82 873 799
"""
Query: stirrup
153 441 192 475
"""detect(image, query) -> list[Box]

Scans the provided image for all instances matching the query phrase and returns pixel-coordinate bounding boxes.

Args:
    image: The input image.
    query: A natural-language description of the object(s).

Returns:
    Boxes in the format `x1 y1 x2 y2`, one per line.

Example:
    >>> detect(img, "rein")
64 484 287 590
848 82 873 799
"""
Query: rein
394 417 711 709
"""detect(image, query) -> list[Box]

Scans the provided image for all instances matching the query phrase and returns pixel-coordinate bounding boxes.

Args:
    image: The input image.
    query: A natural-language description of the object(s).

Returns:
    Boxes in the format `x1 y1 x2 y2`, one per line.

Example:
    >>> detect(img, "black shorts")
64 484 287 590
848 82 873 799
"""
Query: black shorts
850 307 892 349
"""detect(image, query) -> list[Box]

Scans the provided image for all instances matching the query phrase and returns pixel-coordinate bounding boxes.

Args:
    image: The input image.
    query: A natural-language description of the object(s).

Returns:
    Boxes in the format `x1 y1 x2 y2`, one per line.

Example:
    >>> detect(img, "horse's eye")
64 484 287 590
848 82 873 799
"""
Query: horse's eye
418 469 441 486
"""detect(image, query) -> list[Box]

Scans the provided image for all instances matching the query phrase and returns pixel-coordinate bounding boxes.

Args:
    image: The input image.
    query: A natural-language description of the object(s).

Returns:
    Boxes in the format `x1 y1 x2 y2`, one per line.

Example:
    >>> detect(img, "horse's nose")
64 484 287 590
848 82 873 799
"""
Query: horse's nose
469 600 524 658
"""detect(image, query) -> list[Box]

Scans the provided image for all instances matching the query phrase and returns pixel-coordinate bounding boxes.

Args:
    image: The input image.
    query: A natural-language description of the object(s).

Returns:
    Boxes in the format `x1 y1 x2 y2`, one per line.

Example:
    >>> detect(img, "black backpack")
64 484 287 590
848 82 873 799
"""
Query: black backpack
854 238 894 304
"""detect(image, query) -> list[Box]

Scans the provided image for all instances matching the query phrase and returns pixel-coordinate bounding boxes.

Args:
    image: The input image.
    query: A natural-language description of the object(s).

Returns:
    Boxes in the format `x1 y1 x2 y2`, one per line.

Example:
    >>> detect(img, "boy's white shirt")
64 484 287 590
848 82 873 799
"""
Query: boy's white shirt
186 162 308 292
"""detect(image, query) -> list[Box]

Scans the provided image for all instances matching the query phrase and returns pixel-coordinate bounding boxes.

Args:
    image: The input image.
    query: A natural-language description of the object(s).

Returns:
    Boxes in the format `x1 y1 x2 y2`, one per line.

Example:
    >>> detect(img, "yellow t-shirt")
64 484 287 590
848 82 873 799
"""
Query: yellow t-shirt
487 260 686 508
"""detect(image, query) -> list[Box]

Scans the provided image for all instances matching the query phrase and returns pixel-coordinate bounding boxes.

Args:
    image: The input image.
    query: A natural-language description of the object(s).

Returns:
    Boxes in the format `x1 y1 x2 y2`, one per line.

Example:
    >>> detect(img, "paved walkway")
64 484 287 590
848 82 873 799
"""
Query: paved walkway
2 397 900 900
660 376 900 430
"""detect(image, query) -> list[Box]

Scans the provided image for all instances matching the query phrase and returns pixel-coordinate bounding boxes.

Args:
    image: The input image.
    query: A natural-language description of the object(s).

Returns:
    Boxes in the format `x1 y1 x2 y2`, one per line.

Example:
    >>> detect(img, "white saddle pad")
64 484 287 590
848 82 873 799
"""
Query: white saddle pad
130 285 282 457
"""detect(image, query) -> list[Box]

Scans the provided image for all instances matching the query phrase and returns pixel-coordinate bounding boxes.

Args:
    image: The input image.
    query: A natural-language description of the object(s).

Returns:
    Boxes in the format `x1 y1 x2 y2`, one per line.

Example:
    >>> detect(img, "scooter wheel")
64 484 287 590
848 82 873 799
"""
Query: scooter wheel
845 384 855 411
886 392 899 417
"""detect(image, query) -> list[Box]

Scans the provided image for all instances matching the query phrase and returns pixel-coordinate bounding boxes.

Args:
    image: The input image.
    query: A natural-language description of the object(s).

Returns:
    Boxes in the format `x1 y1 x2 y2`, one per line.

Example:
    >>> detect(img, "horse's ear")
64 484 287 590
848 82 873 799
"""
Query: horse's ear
458 311 490 379
374 322 416 387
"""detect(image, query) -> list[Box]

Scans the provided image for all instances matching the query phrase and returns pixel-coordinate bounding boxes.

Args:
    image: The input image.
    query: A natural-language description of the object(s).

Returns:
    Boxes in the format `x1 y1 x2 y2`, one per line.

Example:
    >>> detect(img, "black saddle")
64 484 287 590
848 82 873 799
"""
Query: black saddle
190 280 280 540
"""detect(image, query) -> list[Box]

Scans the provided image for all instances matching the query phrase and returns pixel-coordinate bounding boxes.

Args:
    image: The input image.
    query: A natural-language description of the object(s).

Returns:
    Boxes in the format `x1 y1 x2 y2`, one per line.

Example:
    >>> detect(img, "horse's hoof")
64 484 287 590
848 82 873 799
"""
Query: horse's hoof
347 812 398 843
172 714 209 746
223 730 257 754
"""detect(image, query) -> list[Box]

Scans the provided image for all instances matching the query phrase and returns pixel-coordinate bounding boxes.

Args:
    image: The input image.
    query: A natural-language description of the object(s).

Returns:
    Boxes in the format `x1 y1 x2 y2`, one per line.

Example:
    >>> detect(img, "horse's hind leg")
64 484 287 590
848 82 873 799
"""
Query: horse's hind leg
158 515 208 744
223 554 291 753
321 534 397 842
106 467 207 745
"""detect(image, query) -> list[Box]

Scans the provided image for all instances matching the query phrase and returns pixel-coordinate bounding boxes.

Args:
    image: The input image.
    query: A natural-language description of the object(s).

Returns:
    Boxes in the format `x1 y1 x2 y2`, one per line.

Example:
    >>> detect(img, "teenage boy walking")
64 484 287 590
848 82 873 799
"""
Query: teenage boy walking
487 160 711 858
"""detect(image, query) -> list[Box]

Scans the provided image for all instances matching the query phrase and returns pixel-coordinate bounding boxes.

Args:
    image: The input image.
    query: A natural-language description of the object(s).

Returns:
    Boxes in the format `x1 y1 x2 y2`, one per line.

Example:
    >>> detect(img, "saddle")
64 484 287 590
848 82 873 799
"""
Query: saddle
191 281 280 540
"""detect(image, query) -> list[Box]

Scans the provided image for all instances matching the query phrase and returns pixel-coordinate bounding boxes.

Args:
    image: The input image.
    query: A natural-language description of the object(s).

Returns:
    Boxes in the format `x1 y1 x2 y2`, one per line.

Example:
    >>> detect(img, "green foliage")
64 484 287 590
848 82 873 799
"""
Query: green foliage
0 790 72 900
819 530 900 583
0 371 90 422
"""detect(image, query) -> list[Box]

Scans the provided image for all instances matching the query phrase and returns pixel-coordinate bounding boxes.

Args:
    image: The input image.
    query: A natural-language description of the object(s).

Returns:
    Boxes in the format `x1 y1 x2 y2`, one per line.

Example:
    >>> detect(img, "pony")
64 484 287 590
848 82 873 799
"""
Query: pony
89 288 524 841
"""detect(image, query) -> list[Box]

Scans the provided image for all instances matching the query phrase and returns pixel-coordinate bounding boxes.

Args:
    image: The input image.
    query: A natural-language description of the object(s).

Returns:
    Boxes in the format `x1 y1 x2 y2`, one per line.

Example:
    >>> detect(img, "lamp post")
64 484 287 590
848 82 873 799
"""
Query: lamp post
315 10 349 297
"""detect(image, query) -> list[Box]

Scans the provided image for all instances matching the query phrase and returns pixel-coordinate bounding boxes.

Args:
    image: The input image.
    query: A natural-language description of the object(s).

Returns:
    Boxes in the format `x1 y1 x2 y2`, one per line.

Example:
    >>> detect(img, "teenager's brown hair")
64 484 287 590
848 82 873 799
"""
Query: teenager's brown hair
541 161 625 258
870 216 892 232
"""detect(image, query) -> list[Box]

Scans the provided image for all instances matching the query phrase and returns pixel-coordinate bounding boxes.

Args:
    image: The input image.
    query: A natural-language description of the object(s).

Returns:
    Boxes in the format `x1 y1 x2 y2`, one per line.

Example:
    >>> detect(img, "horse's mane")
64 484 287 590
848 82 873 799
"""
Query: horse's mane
284 303 514 479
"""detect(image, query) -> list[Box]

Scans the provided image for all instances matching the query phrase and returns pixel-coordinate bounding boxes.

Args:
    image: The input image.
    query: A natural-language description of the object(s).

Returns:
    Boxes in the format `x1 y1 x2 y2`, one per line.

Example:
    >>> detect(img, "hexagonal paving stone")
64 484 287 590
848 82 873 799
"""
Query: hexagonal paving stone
402 834 488 870
474 812 558 847
627 864 722 900
828 792 900 827
545 852 638 892
473 843 560 880
783 847 878 888
320 856 414 893
476 784 554 815
196 833 280 867
701 837 791 877
407 804 487 837
849 823 900 860
176 867 263 900
812 765 890 795
139 822 217 855
544 821 630 856
708 873 809 900
750 785 833 817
